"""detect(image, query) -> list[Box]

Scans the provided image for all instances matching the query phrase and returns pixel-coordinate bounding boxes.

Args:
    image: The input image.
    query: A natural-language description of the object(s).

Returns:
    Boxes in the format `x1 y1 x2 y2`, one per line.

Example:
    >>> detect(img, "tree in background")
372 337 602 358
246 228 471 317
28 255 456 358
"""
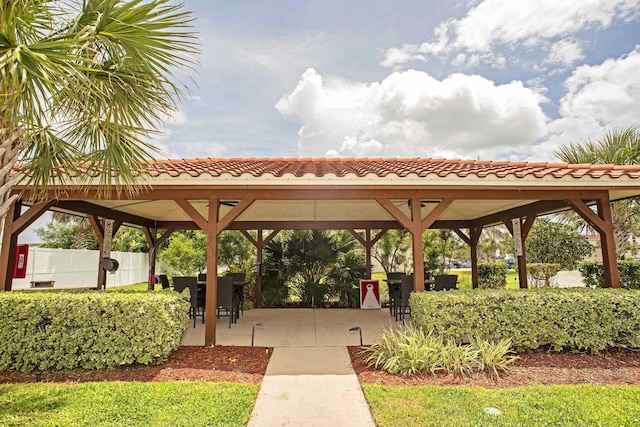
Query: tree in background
555 126 640 257
0 0 197 250
218 231 256 273
477 225 512 262
373 229 411 273
158 231 207 276
527 218 594 270
36 213 146 251
262 230 365 307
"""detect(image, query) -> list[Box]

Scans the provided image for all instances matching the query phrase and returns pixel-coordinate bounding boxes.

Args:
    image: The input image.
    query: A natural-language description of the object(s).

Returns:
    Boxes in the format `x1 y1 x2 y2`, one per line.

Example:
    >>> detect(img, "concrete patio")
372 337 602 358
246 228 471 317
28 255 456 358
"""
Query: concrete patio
181 307 405 347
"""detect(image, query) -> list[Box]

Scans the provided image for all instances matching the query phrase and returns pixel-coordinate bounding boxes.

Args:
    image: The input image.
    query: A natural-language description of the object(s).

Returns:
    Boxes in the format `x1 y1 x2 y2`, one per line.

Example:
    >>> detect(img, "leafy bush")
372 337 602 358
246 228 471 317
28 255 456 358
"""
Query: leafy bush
410 288 640 352
477 262 507 289
361 325 517 377
0 291 190 372
579 260 640 290
527 263 562 287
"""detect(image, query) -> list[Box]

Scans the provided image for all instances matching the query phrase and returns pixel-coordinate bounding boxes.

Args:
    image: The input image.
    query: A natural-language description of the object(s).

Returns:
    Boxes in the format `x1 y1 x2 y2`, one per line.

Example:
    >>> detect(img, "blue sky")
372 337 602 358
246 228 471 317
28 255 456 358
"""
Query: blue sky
19 0 640 243
155 0 640 162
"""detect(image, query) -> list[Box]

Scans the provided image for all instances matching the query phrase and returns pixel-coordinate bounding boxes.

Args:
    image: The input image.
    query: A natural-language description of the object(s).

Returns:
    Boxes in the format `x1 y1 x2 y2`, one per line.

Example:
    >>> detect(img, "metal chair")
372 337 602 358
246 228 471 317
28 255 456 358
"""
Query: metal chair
433 274 458 291
227 272 246 316
216 276 237 328
385 272 403 317
396 274 413 322
173 276 202 327
158 274 171 290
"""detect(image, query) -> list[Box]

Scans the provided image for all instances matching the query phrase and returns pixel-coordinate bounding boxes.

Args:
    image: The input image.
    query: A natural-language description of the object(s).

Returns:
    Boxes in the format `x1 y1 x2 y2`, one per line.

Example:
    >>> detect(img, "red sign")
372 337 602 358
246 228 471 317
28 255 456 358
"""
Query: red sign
359 279 381 309
13 244 29 279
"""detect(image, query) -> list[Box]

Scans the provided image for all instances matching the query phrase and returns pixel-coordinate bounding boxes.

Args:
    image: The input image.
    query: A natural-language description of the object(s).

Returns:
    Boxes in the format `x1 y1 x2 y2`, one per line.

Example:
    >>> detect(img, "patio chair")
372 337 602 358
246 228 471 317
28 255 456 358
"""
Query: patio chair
227 272 246 316
433 274 458 291
217 276 237 328
173 276 202 327
395 274 413 322
158 274 171 290
385 272 404 317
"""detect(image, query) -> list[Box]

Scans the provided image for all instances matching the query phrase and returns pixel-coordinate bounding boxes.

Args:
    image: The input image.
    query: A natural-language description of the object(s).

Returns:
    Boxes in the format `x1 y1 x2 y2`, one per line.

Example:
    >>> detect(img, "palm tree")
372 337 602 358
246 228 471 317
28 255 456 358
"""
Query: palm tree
555 126 640 257
0 0 197 240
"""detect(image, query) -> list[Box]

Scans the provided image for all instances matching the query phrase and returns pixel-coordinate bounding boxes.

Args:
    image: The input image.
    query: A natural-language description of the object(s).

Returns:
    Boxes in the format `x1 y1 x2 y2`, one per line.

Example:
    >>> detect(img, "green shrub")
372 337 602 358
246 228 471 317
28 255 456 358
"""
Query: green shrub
527 263 562 287
410 288 640 352
361 325 517 377
579 260 640 290
477 262 507 289
0 290 190 372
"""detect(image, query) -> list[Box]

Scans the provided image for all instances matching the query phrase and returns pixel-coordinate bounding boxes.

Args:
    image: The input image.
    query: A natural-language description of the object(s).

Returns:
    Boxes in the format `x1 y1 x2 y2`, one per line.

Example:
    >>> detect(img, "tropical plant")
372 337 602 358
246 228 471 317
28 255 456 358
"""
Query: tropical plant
555 125 640 257
362 325 517 377
218 230 256 273
262 230 365 307
372 229 411 273
527 218 593 270
0 0 198 249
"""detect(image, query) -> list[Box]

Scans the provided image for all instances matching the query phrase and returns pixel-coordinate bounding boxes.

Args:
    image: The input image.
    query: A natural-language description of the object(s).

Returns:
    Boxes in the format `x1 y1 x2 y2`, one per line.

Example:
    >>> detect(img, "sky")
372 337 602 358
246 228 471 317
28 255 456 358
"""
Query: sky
18 0 640 243
156 0 640 162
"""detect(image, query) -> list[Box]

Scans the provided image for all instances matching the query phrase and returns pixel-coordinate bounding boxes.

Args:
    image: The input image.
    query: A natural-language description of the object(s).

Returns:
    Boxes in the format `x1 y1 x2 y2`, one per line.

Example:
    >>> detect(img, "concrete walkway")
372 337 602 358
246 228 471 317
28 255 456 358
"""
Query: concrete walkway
247 346 375 427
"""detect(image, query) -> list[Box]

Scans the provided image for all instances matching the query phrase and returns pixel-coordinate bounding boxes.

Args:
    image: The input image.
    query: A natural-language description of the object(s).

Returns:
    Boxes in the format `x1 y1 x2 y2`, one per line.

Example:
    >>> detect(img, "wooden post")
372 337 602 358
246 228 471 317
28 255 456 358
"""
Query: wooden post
597 198 620 288
410 197 425 292
205 197 219 346
470 226 482 289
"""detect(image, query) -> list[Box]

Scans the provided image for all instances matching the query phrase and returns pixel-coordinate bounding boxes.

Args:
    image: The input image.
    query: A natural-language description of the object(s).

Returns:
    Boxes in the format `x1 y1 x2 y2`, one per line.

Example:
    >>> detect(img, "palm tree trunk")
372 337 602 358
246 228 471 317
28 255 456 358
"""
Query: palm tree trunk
0 107 22 251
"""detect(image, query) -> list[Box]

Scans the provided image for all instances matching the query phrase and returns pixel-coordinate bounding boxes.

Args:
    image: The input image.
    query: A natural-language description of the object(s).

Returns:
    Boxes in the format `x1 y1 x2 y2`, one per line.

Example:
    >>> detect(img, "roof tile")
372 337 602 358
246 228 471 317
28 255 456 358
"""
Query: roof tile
14 157 640 181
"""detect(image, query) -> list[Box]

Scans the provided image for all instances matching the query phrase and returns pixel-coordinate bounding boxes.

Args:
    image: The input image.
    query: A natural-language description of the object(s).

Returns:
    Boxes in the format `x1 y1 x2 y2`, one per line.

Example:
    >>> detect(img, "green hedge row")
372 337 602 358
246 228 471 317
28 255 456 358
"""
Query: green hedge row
410 288 640 352
477 262 508 289
0 291 190 372
579 260 640 290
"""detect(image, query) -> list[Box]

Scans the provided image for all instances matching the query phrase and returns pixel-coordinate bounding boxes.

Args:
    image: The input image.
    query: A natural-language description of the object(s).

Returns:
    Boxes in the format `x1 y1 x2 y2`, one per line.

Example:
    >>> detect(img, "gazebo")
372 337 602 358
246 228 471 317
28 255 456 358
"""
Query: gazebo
3 157 640 345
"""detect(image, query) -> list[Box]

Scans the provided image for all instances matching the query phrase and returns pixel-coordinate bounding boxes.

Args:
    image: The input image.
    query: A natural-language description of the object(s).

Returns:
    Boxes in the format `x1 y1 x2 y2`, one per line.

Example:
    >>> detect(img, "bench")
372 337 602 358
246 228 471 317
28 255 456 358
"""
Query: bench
30 280 55 288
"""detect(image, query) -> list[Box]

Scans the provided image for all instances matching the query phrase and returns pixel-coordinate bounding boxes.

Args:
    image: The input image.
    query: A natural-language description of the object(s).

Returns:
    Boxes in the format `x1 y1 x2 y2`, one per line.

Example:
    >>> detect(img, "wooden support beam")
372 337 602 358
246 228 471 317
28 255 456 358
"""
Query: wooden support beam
12 200 56 235
217 199 255 232
175 199 207 231
205 197 219 346
597 198 620 288
421 199 453 232
143 227 157 291
375 199 413 231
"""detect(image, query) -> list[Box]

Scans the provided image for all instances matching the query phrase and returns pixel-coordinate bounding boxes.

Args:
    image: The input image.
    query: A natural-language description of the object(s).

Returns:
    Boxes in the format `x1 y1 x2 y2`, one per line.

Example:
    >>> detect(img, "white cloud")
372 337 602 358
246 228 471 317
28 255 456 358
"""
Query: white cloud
547 40 584 66
541 46 640 158
382 0 640 68
276 68 548 160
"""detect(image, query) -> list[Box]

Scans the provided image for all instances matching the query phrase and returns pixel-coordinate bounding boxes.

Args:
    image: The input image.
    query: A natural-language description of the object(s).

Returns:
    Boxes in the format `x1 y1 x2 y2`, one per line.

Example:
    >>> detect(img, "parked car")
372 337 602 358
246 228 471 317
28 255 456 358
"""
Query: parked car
461 261 471 268
503 258 516 268
450 260 462 268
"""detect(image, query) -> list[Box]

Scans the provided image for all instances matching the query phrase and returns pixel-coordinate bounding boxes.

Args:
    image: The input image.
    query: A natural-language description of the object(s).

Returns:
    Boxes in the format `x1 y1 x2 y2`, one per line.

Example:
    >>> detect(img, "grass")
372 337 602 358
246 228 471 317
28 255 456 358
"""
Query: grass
0 382 258 427
363 384 640 426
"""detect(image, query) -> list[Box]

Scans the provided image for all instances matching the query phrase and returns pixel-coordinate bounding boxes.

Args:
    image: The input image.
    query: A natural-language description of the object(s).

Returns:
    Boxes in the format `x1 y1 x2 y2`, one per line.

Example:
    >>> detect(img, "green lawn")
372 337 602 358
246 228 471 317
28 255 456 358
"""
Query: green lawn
364 384 640 426
0 382 257 427
106 282 154 292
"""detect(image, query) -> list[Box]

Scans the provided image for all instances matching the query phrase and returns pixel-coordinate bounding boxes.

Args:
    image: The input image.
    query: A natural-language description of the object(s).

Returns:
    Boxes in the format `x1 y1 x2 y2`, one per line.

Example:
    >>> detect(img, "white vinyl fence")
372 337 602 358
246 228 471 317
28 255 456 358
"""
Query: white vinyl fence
12 246 149 290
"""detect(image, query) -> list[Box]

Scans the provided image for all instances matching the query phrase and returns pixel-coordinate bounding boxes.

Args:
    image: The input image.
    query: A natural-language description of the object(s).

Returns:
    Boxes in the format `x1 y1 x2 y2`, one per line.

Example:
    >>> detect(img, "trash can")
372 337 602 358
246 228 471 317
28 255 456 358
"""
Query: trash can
359 280 381 309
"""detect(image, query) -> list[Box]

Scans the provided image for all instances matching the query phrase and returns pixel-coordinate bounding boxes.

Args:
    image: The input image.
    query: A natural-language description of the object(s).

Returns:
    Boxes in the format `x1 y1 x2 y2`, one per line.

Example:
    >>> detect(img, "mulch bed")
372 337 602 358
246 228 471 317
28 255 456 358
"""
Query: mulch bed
2 345 640 388
0 346 272 386
347 346 640 388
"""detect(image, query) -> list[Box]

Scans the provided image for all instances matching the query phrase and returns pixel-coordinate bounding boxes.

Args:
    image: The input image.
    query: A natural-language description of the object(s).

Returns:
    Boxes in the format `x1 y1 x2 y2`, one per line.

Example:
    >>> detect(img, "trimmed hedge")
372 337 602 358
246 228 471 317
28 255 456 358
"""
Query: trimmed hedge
410 288 640 352
0 290 190 372
579 260 640 290
477 262 507 289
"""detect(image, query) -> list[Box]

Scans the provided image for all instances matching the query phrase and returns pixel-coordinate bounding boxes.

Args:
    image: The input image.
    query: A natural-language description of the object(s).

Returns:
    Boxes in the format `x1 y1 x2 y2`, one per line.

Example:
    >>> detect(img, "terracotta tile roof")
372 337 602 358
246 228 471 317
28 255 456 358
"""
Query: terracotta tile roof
144 157 640 180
